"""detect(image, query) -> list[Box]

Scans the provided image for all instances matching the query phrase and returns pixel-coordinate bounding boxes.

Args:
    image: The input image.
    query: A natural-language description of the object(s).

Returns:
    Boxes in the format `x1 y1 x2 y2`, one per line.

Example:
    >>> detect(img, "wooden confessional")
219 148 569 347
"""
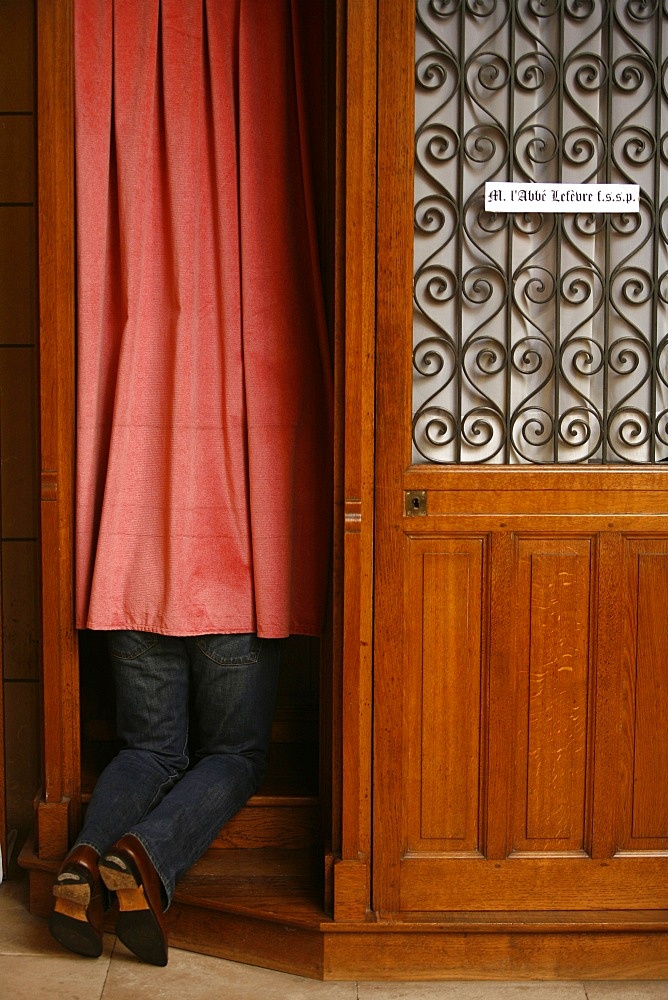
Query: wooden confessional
21 0 668 979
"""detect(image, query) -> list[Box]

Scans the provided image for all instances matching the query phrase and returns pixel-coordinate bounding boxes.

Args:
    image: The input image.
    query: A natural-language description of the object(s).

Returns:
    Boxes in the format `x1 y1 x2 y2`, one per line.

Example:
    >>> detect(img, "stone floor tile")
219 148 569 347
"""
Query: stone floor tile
0 952 112 1000
0 874 51 955
101 940 358 1000
585 983 668 999
3 870 665 999
0 870 115 959
357 982 588 1000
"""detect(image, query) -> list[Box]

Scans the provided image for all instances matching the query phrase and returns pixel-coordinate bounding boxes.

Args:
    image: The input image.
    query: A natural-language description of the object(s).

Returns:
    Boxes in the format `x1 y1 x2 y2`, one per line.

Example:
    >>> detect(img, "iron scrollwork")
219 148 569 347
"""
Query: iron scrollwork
413 0 668 464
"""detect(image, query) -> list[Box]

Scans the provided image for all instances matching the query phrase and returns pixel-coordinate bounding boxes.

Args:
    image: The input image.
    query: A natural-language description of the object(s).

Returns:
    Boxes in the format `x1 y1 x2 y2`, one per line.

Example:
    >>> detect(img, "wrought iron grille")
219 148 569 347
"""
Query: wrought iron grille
413 0 668 464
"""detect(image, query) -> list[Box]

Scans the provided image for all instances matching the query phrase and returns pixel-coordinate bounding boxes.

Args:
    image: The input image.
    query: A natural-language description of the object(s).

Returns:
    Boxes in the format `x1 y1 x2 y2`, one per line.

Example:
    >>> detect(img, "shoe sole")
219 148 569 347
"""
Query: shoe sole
49 902 103 958
53 872 91 906
99 854 168 967
50 865 103 958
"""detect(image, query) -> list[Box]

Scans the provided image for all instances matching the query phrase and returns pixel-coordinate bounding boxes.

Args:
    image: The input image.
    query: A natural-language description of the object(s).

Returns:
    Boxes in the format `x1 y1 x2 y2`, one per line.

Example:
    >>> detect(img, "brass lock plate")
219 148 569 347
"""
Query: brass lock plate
404 490 427 516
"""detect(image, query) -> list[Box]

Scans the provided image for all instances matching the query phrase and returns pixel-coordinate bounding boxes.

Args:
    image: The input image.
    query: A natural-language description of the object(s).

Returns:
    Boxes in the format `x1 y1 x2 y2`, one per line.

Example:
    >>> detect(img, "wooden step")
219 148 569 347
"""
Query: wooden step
211 796 320 849
175 846 325 915
80 741 321 850
19 840 668 980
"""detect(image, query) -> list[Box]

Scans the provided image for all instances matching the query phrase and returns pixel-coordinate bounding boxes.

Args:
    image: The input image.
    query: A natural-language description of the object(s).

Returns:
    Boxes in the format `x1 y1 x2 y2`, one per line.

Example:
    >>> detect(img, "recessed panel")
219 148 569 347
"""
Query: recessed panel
404 536 486 854
512 538 594 854
618 541 668 851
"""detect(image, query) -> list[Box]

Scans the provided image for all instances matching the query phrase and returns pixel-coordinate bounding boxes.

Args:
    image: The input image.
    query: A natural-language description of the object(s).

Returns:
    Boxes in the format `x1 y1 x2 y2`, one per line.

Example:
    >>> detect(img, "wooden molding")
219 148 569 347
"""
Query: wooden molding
333 859 371 922
34 794 70 860
335 0 376 917
36 0 80 846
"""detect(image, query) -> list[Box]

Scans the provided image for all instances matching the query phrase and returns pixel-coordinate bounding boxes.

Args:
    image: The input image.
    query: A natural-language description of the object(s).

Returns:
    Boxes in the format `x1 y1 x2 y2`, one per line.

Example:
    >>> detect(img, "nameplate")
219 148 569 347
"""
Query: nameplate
484 182 640 213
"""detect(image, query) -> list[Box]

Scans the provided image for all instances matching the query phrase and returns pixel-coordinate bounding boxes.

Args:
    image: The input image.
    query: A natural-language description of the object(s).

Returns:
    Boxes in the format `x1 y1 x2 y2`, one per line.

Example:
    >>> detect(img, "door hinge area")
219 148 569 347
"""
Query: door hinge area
405 490 427 516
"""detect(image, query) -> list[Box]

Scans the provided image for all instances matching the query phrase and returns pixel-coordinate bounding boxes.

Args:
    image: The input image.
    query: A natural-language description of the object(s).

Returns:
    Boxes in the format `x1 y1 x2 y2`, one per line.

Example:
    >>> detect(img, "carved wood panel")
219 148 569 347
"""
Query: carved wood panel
404 536 487 854
386 520 668 914
375 0 668 921
618 537 668 853
511 537 594 856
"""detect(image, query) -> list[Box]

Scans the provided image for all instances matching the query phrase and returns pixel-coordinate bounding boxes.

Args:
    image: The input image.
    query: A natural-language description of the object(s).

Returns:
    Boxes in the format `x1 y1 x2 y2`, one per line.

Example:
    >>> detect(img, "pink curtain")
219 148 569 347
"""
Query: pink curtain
74 0 332 638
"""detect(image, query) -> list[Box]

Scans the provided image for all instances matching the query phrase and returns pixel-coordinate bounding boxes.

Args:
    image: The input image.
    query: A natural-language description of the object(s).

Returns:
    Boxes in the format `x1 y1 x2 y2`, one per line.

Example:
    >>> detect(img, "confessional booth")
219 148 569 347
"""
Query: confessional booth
22 0 668 979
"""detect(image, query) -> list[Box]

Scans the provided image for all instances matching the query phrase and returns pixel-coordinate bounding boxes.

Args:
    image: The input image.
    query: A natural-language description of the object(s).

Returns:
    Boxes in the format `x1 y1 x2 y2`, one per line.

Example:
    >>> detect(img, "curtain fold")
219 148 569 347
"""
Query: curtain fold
74 0 332 637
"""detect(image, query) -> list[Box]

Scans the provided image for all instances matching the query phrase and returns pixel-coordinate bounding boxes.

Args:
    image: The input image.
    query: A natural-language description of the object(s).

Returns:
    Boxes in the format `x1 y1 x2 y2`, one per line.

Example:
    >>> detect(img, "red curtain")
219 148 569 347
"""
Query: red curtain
74 0 332 638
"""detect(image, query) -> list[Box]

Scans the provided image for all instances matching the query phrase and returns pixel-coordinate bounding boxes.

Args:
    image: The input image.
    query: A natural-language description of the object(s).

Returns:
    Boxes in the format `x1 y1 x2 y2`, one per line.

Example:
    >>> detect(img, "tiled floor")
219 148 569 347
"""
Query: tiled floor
1 868 666 1000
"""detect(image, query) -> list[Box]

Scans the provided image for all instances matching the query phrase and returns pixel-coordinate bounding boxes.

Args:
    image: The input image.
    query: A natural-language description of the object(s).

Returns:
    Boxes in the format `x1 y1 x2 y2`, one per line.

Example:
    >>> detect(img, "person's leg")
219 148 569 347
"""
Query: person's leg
74 630 191 856
115 633 281 904
50 630 190 958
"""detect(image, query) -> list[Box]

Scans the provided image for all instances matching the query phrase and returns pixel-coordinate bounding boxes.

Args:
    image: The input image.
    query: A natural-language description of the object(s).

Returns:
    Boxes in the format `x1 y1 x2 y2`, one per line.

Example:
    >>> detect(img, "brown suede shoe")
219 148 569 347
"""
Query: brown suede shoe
99 834 168 966
49 844 105 958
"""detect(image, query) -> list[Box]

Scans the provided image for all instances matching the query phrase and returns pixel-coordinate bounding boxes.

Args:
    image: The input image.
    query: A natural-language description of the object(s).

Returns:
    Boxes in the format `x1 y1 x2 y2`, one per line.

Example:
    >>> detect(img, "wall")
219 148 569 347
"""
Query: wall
0 0 40 861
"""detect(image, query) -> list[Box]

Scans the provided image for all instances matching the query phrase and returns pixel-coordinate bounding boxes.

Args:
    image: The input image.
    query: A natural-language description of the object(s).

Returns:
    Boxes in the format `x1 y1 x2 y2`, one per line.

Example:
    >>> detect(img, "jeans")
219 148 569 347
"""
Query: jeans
75 631 281 904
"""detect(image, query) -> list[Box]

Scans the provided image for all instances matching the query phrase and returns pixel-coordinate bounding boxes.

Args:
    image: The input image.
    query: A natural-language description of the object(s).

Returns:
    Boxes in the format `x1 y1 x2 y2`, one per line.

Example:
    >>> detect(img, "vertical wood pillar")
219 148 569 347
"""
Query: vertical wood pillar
332 0 377 922
35 0 78 860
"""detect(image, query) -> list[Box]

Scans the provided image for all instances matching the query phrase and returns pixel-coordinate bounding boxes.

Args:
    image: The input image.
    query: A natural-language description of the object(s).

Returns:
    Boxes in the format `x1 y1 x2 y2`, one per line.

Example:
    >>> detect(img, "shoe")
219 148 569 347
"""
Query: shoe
49 844 105 958
99 834 168 966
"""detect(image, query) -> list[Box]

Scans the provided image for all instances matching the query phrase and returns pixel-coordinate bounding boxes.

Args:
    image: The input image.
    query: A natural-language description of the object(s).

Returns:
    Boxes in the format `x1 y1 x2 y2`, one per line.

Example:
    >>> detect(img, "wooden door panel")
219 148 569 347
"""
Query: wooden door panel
374 0 668 922
511 536 594 856
383 516 668 914
618 537 668 853
399 855 668 913
404 535 487 855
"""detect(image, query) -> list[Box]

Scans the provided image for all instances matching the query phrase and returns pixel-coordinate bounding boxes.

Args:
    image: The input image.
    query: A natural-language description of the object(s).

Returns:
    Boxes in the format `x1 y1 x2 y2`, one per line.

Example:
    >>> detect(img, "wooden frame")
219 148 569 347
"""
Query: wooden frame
33 0 79 868
25 0 379 948
26 0 668 979
331 0 376 922
370 0 668 976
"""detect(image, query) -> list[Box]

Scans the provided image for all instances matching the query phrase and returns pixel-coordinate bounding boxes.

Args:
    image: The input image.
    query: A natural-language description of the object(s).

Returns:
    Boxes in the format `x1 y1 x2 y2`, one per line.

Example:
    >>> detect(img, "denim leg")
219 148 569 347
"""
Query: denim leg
75 631 190 857
126 633 281 904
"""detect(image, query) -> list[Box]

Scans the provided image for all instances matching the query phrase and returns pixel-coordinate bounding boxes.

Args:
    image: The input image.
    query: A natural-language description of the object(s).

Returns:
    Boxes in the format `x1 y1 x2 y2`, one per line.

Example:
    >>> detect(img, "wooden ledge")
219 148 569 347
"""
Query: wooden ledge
19 841 668 980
